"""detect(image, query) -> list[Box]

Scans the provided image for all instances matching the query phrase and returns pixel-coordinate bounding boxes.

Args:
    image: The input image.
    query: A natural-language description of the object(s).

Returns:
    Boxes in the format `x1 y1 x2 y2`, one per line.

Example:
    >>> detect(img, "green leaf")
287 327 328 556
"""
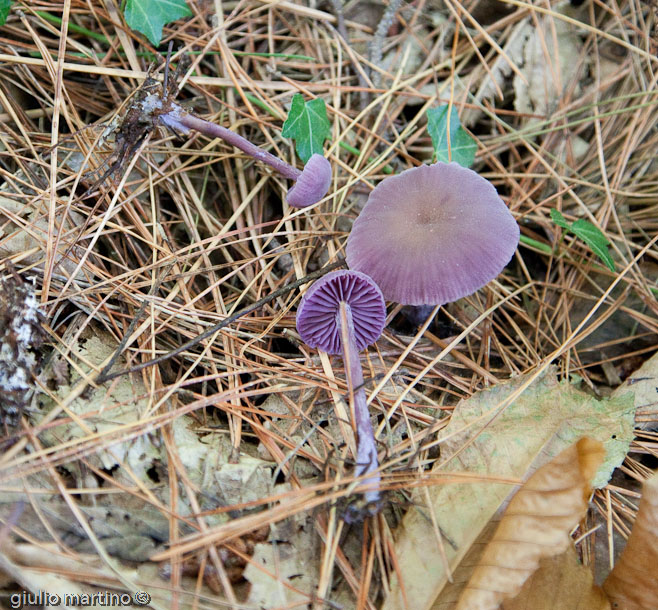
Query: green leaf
123 0 192 46
519 235 553 255
550 209 615 271
427 104 477 168
571 219 615 271
549 207 570 229
0 0 12 26
281 94 331 164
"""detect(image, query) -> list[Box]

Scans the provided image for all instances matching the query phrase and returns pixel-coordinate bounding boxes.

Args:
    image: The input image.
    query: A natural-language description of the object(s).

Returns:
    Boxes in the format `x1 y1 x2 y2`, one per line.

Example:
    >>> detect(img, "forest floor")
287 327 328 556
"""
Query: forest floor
0 1 657 609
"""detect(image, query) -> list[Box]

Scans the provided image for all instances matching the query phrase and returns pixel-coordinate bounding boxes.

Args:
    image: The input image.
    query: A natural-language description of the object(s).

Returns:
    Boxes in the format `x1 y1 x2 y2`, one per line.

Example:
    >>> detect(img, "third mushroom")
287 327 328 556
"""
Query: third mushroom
296 270 387 519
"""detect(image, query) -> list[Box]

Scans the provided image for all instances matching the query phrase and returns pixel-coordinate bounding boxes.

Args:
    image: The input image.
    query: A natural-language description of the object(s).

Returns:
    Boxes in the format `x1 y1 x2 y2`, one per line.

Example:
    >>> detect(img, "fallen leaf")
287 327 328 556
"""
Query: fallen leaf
0 195 85 279
244 525 318 608
603 473 658 610
503 546 610 610
38 322 163 486
214 456 273 507
383 367 634 610
467 20 530 125
454 438 604 609
0 544 89 609
1 542 222 610
513 2 584 118
613 351 658 430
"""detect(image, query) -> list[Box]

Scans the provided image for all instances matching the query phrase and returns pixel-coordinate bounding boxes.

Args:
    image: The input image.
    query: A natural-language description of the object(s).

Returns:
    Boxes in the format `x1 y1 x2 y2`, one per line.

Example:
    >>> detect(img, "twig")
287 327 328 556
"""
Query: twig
369 0 402 89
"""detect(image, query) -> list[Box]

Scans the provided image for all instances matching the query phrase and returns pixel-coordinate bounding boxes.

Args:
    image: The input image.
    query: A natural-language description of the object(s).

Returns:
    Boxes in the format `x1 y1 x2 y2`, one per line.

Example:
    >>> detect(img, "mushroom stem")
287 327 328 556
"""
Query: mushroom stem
162 106 302 180
339 302 381 506
156 100 331 207
295 270 386 519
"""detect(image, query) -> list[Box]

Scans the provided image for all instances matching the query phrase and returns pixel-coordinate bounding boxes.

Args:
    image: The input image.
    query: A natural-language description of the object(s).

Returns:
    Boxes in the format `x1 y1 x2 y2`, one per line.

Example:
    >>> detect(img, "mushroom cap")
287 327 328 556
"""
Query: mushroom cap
296 270 386 355
286 154 332 208
346 162 519 305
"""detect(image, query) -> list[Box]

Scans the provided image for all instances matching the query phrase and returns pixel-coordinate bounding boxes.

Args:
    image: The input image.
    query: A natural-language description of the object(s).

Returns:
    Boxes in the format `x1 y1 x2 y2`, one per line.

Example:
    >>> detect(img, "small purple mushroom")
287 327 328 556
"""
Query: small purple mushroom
296 270 386 515
286 153 333 209
346 162 519 305
155 98 331 208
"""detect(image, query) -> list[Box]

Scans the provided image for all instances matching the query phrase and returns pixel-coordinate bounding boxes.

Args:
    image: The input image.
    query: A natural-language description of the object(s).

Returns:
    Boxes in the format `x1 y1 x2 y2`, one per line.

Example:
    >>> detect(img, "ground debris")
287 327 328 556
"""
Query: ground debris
0 270 44 428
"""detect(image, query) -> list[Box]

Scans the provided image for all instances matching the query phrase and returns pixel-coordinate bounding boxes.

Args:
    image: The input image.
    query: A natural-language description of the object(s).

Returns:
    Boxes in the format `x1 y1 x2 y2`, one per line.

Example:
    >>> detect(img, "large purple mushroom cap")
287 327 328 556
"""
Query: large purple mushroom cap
346 162 519 306
296 270 386 355
286 154 332 208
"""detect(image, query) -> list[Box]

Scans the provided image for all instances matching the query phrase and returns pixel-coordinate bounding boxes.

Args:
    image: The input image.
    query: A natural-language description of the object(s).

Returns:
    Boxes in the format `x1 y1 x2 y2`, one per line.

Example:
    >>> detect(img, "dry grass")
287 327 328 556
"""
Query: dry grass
0 0 657 608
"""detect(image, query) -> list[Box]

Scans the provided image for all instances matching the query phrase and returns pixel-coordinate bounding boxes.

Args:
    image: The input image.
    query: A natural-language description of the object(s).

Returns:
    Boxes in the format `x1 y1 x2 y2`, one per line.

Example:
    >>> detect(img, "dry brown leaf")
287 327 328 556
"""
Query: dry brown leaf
503 547 610 610
454 438 605 610
512 1 587 122
612 351 658 429
0 194 85 279
0 544 88 610
603 474 658 610
0 542 223 610
387 368 633 610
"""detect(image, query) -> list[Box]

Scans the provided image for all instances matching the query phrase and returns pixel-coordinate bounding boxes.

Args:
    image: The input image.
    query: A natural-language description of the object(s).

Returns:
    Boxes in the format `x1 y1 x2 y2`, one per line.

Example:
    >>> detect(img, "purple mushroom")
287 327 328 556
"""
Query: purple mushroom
153 97 331 208
296 270 386 516
346 162 519 305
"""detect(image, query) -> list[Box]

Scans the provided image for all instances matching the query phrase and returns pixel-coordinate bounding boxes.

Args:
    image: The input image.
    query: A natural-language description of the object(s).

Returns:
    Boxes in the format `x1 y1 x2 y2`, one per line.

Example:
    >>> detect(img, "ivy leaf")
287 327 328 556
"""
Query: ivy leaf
550 209 615 272
427 105 477 168
281 94 331 164
124 0 192 46
0 0 12 26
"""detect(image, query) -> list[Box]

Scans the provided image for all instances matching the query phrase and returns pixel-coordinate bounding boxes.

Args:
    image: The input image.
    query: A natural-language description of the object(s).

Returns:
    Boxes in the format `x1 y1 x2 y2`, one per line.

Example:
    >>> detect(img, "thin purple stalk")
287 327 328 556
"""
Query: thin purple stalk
164 107 302 181
339 302 381 506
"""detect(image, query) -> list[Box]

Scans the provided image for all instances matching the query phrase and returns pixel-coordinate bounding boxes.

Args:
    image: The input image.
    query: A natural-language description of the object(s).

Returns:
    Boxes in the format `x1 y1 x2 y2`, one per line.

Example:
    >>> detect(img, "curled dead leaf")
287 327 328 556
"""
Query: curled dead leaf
603 474 658 610
502 547 610 610
386 367 633 610
455 438 605 610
